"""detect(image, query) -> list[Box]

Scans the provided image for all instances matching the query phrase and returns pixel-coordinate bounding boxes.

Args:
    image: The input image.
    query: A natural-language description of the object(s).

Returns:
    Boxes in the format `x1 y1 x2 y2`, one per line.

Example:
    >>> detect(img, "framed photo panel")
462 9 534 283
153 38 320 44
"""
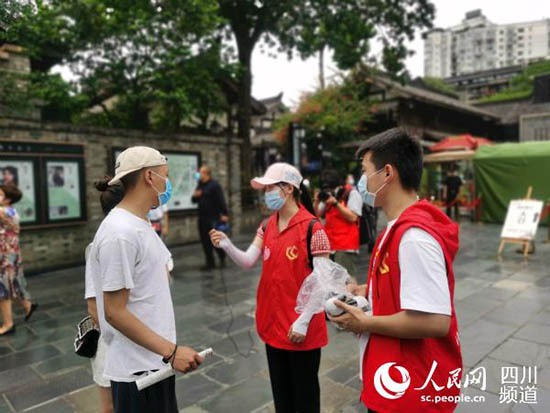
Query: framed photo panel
165 151 200 212
0 141 85 228
45 158 86 222
0 158 39 224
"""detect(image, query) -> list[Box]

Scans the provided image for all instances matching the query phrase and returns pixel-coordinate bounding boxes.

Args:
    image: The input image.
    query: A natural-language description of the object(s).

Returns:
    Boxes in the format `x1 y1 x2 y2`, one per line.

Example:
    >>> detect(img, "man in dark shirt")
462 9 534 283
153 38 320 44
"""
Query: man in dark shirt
444 166 463 221
191 165 229 270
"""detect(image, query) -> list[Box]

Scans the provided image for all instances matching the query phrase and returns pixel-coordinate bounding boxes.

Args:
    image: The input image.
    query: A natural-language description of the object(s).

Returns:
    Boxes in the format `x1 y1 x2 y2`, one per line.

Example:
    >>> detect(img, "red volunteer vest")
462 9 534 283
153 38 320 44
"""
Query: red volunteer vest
324 191 360 251
256 206 328 351
362 201 463 412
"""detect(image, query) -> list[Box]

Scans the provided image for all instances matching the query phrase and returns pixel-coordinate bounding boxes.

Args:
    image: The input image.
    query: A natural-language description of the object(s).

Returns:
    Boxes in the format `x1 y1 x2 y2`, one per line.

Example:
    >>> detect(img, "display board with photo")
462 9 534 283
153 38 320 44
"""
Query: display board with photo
0 159 38 223
166 152 200 211
46 160 84 221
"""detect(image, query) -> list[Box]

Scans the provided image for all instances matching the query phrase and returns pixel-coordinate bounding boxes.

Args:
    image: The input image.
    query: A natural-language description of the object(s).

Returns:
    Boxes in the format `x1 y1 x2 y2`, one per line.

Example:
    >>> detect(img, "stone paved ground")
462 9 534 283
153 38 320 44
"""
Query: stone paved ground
1 221 550 412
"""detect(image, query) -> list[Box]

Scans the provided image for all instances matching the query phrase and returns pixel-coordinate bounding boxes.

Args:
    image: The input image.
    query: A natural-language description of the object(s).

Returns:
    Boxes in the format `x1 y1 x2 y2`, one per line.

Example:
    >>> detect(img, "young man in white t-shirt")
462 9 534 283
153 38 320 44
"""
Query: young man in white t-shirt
329 128 462 413
88 146 202 413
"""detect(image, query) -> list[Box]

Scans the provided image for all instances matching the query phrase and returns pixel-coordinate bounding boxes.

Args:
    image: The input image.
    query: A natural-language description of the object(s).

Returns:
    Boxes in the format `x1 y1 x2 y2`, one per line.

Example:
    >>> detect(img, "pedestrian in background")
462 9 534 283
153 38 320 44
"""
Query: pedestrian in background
444 164 463 221
191 165 229 270
0 184 38 336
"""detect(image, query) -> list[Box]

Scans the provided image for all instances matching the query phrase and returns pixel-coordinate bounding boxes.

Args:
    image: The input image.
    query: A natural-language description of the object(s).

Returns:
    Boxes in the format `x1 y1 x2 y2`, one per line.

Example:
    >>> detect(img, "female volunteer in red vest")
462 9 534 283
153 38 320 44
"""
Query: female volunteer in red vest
315 173 362 278
330 128 463 413
209 163 331 413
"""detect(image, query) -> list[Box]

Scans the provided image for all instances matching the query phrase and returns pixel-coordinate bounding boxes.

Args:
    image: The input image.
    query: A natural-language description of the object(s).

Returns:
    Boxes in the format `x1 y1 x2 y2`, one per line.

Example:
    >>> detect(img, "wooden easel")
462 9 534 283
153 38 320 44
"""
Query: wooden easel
498 187 535 258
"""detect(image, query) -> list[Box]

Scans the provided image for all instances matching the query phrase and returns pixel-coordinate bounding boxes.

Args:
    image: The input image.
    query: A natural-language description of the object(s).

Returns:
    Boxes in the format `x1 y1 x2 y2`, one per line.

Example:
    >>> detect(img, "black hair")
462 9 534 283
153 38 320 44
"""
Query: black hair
2 166 18 186
0 184 22 204
355 127 423 191
321 169 342 189
120 169 142 190
290 182 315 215
94 176 125 215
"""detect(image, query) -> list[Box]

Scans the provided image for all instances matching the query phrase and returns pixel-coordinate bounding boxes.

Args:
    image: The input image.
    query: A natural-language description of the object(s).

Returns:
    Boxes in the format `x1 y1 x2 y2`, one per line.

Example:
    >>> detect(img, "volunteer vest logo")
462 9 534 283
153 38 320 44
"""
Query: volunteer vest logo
379 252 390 274
374 362 411 400
264 246 271 261
285 246 299 261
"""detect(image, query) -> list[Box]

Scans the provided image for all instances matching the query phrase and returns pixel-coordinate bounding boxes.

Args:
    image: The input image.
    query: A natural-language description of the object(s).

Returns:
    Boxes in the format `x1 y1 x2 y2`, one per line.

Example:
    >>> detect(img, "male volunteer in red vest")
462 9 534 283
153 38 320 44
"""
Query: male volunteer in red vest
314 173 362 278
330 128 463 413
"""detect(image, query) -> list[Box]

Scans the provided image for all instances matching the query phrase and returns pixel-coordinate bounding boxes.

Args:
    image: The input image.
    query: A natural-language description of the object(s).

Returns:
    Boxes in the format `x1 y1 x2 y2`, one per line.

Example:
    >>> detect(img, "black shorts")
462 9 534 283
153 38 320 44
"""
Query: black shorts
111 375 177 413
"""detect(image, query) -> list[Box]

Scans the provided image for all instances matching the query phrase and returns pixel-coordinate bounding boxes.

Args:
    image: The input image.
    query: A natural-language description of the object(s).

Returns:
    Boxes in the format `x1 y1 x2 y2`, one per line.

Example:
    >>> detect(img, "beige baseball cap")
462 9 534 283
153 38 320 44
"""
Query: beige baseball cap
109 146 168 186
251 162 303 189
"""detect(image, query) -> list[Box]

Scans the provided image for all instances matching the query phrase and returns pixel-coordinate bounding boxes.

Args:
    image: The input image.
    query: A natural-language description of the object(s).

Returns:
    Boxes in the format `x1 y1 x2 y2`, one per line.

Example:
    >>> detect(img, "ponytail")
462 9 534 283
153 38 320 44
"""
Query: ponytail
292 182 315 215
94 176 125 215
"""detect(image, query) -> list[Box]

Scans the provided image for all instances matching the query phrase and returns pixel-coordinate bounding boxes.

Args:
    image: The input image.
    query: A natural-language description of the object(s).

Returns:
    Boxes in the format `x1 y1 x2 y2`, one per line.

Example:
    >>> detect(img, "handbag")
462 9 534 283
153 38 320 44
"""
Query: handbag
74 316 100 358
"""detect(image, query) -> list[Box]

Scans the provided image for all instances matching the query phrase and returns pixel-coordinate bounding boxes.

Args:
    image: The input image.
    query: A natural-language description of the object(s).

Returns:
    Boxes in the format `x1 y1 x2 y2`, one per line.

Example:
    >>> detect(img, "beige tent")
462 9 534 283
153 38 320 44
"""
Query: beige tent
423 150 476 163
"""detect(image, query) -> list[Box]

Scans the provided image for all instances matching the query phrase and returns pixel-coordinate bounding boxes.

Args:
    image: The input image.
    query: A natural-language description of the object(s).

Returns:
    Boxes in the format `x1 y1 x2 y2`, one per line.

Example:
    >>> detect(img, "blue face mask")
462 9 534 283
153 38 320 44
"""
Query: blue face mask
357 169 386 208
193 171 201 181
264 188 286 210
151 171 173 206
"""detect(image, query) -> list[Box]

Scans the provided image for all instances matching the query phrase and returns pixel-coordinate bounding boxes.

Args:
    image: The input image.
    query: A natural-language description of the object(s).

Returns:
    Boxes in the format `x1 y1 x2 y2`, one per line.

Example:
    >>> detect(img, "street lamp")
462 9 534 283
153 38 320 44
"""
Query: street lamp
290 123 306 167
317 126 325 186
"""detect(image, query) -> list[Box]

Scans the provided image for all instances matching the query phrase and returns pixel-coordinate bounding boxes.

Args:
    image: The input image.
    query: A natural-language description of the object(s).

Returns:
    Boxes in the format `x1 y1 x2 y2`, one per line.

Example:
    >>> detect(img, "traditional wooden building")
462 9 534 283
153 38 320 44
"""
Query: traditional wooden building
362 75 501 144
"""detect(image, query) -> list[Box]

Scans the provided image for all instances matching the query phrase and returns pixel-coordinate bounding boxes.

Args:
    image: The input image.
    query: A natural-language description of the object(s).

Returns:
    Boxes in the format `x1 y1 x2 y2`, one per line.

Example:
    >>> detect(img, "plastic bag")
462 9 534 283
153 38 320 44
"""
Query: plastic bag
295 257 351 315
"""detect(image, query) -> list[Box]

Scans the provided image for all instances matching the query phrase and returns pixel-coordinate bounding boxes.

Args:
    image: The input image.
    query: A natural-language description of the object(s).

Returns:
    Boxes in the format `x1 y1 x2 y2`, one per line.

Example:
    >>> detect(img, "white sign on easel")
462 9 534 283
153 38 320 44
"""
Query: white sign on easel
501 200 544 240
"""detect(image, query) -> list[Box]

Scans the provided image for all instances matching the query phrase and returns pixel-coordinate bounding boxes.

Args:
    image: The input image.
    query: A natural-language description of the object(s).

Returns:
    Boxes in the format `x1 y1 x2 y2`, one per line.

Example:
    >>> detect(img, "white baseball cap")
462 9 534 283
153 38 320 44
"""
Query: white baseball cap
109 146 167 186
251 162 303 189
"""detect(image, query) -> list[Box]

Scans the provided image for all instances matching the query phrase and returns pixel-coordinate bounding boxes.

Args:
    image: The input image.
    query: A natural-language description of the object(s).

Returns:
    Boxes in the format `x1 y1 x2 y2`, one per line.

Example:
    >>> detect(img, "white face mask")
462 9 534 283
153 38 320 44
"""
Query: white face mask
357 169 387 207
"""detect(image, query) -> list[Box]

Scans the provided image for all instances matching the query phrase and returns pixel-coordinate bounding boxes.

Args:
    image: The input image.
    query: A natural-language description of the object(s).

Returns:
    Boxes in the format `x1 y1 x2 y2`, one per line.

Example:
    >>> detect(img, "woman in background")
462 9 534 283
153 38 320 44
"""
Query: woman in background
0 184 38 336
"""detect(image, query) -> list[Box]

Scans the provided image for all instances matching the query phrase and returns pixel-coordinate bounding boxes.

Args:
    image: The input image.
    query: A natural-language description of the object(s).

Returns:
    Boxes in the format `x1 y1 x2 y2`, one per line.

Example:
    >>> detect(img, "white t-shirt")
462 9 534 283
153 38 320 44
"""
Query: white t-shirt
317 189 363 217
85 207 175 382
346 189 363 217
147 204 168 222
359 218 451 380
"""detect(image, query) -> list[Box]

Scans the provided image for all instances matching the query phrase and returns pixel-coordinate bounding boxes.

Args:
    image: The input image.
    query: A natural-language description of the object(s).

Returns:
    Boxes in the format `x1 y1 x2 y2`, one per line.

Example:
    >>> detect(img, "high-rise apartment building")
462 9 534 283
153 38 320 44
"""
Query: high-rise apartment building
424 10 550 78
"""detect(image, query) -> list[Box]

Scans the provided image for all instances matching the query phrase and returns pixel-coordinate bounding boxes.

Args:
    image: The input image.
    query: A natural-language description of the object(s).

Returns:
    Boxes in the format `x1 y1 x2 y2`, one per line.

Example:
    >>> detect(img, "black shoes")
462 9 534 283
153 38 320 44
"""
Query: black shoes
25 303 39 322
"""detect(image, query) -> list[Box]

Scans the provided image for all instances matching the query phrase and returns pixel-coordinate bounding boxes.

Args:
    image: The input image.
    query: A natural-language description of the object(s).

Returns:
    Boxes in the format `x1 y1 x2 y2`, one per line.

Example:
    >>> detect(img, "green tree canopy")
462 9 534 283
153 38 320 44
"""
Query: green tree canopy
1 0 232 130
216 0 435 180
274 67 378 172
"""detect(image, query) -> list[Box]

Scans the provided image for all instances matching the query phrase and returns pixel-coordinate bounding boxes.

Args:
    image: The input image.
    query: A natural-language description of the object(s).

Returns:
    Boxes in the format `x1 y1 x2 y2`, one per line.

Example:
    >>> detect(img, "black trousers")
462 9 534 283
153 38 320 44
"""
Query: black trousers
198 217 226 267
265 344 321 413
111 376 177 413
446 197 459 220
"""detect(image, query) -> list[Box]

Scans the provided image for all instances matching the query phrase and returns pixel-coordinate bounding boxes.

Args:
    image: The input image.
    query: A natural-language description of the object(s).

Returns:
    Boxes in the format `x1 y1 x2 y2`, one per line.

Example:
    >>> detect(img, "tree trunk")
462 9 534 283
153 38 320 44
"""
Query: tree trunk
319 46 325 89
236 42 254 204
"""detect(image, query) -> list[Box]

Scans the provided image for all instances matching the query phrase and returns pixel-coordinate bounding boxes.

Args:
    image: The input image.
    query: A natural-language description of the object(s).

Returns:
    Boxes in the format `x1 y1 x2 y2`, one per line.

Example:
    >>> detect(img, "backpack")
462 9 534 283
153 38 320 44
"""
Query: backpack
263 218 317 269
359 205 378 252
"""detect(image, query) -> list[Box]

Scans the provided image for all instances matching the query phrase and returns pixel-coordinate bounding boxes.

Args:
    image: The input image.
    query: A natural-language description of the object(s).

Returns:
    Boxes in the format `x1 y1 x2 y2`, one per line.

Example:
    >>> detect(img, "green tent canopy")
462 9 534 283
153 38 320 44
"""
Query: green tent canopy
473 141 550 223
